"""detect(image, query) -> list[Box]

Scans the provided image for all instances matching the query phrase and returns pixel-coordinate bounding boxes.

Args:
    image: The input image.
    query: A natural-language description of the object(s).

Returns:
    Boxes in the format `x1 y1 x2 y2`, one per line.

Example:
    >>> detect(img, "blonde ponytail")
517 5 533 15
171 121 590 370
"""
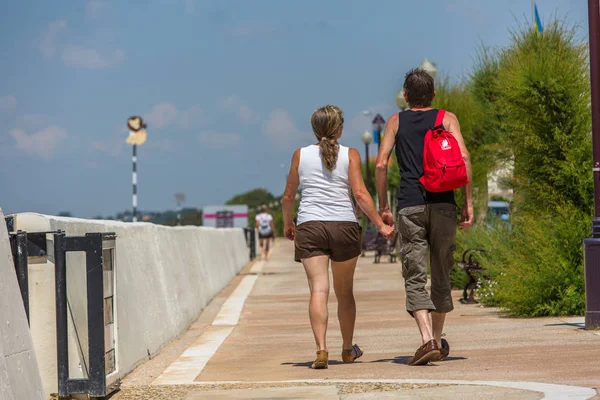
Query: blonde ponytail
311 105 344 172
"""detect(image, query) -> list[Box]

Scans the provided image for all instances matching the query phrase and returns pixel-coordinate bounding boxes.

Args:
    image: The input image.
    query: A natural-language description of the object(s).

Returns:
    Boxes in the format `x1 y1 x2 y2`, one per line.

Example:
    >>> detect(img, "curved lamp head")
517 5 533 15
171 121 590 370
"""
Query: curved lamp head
126 116 147 145
361 130 373 145
419 58 437 80
396 89 408 110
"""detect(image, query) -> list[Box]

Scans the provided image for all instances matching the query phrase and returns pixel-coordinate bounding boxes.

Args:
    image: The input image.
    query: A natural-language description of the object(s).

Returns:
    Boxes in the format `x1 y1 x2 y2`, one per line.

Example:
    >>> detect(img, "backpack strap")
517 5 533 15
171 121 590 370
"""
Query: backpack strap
435 109 446 128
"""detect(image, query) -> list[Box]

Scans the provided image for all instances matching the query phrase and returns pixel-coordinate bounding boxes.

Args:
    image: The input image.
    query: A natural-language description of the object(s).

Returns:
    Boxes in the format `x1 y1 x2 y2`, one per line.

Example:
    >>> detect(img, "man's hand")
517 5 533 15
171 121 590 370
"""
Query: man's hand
377 222 395 240
460 204 474 230
284 223 296 240
380 209 394 227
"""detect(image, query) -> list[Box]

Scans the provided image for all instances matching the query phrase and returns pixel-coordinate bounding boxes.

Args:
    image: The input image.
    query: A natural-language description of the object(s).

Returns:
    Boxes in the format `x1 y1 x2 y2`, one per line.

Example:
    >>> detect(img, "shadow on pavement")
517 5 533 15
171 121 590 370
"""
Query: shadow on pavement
281 360 347 368
544 322 585 329
370 356 467 365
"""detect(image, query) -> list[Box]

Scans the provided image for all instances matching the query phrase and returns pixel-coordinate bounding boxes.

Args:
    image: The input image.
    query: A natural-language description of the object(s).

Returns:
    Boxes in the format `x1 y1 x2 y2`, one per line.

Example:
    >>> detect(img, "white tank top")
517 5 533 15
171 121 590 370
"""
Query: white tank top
297 144 358 225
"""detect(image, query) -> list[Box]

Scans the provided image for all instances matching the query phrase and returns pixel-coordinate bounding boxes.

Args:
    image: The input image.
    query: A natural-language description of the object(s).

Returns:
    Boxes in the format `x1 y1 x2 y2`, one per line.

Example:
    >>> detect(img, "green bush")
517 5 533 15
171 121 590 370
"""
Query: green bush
481 208 587 316
457 18 592 317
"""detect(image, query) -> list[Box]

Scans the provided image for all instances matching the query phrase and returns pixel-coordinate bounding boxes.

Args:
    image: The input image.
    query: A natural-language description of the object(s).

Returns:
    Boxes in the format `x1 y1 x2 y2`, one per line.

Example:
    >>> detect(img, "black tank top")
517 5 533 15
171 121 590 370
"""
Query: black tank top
395 109 455 209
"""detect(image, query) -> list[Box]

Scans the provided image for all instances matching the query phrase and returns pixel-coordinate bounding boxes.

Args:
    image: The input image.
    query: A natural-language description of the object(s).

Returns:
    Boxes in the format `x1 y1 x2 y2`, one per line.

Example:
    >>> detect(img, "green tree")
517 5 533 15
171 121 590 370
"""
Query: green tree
497 21 592 214
226 188 275 209
460 19 592 316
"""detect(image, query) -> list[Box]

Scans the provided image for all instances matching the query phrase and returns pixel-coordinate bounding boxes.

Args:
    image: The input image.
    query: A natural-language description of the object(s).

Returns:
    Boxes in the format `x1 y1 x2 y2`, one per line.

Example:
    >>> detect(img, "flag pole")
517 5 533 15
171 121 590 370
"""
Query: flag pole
532 0 535 28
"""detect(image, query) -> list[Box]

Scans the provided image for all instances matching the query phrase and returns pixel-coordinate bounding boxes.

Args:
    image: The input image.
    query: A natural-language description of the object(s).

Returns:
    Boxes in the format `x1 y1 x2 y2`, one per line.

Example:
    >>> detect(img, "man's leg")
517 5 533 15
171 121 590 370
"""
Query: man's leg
429 204 458 347
431 312 446 345
397 206 435 343
414 310 434 344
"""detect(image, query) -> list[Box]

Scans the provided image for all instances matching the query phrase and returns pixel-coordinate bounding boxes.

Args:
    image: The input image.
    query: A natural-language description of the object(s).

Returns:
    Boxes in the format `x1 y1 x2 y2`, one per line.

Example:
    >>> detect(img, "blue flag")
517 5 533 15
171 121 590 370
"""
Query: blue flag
534 3 543 33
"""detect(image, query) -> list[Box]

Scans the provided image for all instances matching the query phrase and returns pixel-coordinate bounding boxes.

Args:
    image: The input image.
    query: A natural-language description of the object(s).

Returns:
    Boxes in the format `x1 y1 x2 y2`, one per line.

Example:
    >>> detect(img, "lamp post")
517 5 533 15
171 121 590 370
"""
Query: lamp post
584 0 600 329
126 116 147 222
175 193 186 226
372 114 386 151
396 59 437 111
361 130 373 190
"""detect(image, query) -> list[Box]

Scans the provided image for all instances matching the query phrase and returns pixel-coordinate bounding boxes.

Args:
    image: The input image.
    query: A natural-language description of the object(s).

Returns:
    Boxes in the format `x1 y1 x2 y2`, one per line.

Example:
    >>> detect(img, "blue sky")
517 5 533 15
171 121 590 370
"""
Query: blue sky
0 0 589 217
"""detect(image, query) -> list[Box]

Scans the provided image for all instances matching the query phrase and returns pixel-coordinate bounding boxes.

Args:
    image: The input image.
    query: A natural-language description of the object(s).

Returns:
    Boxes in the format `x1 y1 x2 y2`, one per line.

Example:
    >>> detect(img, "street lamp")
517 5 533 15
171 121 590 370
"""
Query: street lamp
396 89 408 110
584 0 600 329
419 58 438 80
126 116 147 222
372 114 386 151
361 130 373 190
175 193 186 226
396 59 437 111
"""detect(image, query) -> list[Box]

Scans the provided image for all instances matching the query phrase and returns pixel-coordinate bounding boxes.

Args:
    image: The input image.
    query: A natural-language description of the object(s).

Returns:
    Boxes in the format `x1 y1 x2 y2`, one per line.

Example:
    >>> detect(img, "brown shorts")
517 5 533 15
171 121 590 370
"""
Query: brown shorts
294 221 362 262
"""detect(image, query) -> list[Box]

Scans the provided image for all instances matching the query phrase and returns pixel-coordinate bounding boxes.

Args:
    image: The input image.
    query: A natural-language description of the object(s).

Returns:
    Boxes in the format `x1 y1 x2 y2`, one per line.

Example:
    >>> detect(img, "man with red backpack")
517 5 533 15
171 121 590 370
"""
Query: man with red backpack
375 68 473 365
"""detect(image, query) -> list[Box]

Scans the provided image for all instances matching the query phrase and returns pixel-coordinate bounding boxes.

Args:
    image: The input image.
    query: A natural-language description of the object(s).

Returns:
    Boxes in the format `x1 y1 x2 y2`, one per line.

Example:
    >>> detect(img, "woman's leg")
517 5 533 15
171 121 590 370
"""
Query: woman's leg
264 237 271 260
259 238 265 258
331 256 358 351
302 255 330 351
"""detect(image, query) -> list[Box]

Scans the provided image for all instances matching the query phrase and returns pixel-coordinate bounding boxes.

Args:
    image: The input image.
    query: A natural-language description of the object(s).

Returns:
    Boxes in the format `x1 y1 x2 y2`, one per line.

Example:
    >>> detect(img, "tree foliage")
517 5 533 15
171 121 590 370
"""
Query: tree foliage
458 18 592 316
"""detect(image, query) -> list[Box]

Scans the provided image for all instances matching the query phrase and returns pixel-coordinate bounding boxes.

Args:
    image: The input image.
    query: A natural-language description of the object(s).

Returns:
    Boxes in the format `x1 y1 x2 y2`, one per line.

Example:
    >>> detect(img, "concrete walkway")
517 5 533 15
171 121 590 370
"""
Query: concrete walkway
114 240 600 399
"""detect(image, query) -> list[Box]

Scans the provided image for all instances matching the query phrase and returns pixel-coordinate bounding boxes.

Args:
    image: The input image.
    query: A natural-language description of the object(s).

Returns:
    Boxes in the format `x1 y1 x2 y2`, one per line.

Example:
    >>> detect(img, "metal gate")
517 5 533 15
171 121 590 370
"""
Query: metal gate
6 217 119 399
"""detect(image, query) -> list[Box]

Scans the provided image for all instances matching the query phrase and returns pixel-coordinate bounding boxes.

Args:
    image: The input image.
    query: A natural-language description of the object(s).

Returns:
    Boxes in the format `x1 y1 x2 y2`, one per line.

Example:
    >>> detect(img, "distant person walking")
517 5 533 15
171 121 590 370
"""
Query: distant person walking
282 105 394 369
376 69 473 365
256 205 276 261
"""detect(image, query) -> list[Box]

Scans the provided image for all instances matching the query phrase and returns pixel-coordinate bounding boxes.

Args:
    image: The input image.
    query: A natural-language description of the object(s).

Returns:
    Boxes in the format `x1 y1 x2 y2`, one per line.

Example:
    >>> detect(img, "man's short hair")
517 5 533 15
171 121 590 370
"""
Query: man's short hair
403 68 435 108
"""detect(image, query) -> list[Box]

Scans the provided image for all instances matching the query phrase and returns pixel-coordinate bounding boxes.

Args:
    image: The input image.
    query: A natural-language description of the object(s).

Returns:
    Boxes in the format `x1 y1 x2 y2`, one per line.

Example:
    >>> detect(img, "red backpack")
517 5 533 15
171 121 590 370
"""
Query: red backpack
419 110 469 192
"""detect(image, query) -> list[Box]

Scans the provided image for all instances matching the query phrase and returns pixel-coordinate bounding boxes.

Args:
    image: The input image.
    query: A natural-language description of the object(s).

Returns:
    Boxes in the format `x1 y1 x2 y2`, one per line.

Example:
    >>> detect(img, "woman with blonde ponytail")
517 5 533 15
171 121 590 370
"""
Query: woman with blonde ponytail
282 105 394 369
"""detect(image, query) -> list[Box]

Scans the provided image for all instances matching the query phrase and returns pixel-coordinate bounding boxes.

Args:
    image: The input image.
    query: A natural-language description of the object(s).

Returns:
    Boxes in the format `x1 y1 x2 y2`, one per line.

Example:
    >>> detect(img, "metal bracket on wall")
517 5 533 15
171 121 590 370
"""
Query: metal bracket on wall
7 228 61 325
54 231 118 399
243 227 257 260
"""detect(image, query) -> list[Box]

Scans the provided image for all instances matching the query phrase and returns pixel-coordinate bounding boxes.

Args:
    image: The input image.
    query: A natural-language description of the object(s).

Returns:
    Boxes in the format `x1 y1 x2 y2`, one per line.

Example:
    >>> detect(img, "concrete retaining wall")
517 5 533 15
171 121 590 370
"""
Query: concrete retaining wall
0 209 45 400
12 212 249 395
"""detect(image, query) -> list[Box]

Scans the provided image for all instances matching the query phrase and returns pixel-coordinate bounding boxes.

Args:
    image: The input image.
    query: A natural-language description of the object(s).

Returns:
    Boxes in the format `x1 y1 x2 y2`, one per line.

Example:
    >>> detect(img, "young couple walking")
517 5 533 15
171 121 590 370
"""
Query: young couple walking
282 69 473 369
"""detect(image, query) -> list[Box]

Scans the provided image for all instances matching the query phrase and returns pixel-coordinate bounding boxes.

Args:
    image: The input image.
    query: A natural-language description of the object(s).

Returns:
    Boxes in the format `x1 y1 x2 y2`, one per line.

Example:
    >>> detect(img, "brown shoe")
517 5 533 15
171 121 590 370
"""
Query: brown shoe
438 338 449 361
408 339 440 366
342 344 363 363
311 350 328 369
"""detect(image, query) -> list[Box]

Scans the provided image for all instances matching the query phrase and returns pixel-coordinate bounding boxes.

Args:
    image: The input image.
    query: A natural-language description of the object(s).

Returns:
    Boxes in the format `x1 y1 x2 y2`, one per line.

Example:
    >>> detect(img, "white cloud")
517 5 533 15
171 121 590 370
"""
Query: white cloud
198 131 241 148
62 46 125 69
143 103 203 130
179 105 204 129
262 109 306 143
0 96 16 113
40 18 67 59
90 126 127 157
10 126 68 159
349 104 394 136
143 103 178 129
86 0 107 18
218 95 259 123
40 17 125 69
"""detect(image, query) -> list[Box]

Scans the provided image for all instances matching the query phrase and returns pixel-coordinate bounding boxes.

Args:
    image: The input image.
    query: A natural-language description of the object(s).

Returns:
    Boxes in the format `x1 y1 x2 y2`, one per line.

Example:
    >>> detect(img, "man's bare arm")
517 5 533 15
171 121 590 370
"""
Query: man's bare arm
444 112 473 227
375 113 399 213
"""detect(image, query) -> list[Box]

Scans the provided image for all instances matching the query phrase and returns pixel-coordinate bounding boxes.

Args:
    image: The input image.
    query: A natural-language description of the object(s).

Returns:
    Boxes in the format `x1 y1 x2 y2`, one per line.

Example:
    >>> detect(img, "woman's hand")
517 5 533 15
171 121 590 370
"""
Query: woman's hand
377 223 395 240
284 223 296 241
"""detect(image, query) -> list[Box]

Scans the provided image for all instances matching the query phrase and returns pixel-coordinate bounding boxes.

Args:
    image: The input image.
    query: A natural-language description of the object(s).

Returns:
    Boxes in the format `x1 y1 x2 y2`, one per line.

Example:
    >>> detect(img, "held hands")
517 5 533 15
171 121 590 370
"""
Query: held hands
378 208 395 240
460 204 474 230
380 210 394 227
377 223 395 240
284 223 296 241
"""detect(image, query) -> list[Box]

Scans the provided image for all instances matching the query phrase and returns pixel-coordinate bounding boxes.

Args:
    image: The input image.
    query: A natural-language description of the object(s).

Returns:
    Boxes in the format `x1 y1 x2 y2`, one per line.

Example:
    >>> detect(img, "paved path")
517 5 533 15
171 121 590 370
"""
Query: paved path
115 240 600 399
